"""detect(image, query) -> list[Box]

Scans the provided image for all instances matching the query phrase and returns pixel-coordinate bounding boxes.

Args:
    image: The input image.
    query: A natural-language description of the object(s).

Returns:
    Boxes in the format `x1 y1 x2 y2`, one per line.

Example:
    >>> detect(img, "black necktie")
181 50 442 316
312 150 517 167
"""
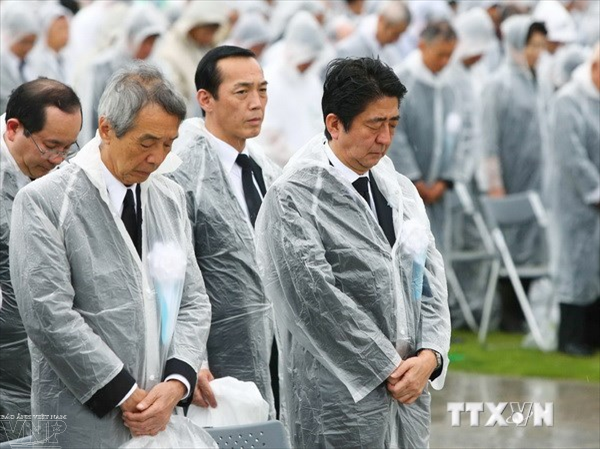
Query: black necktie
236 154 262 227
352 177 371 207
18 60 27 83
121 186 141 256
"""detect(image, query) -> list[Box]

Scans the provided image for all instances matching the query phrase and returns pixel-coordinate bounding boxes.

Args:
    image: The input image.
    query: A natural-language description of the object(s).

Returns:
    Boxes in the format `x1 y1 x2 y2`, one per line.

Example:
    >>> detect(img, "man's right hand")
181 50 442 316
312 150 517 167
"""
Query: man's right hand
120 387 148 413
415 181 433 204
488 186 506 198
192 369 217 408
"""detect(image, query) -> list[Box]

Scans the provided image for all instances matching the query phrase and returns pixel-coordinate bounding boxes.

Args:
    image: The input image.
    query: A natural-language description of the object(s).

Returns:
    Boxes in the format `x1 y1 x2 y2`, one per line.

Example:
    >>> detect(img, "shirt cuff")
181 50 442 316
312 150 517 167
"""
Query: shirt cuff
117 383 138 407
165 374 191 400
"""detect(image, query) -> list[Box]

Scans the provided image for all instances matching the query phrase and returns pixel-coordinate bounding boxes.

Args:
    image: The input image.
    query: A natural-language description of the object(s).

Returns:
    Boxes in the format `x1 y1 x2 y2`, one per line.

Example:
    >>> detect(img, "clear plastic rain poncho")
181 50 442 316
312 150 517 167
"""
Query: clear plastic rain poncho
9 138 211 449
0 2 38 113
154 1 228 118
28 2 72 83
255 134 450 448
226 12 270 53
77 3 167 143
167 119 281 416
258 11 325 167
0 116 33 442
549 54 600 307
389 50 467 249
480 15 548 265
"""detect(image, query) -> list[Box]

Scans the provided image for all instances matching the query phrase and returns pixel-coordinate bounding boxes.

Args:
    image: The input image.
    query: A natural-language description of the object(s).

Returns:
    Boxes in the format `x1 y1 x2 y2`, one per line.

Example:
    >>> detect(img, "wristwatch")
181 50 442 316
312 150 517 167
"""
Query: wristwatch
419 348 442 371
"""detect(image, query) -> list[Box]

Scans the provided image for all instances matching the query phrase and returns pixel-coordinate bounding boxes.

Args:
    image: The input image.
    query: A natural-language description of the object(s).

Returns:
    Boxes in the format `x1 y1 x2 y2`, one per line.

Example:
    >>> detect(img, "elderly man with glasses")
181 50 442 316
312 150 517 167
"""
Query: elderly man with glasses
0 77 82 443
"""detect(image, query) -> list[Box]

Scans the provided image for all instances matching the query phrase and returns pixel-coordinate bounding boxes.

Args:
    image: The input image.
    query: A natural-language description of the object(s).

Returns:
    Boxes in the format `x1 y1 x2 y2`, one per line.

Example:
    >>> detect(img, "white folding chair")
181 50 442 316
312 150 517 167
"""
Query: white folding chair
478 191 550 349
442 182 500 332
205 420 290 449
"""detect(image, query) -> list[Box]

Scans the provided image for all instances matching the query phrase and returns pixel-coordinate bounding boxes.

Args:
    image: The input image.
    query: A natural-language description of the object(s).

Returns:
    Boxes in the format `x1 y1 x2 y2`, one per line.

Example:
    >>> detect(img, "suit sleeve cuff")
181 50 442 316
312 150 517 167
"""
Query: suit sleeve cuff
164 374 191 400
85 368 136 417
163 358 197 407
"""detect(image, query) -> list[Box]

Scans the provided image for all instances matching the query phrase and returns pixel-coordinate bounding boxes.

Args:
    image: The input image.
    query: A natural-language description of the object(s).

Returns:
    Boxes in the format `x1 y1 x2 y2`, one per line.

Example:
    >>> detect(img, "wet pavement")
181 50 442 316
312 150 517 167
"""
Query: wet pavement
430 372 600 448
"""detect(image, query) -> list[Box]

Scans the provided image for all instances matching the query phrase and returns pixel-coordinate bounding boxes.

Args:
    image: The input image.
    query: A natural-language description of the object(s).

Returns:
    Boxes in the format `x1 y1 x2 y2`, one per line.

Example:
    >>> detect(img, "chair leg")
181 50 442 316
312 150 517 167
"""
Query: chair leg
446 263 479 332
478 260 500 345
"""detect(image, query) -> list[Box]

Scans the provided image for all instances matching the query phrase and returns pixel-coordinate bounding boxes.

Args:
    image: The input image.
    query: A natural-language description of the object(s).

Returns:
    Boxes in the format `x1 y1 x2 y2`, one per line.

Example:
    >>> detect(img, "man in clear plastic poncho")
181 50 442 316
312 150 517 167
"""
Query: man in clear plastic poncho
0 79 82 443
550 43 600 355
256 57 450 448
388 20 459 251
168 46 279 416
9 62 211 449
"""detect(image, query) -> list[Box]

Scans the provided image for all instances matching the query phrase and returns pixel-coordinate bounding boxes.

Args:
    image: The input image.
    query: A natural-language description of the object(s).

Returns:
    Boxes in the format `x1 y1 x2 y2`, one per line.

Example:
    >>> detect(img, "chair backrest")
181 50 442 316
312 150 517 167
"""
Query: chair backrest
205 421 290 449
479 191 548 228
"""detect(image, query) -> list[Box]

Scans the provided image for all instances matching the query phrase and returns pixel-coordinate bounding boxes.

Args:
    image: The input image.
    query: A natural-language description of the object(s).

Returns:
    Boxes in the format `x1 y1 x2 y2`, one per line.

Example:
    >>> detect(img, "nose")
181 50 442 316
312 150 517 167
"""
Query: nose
376 123 393 146
145 147 167 167
248 89 262 110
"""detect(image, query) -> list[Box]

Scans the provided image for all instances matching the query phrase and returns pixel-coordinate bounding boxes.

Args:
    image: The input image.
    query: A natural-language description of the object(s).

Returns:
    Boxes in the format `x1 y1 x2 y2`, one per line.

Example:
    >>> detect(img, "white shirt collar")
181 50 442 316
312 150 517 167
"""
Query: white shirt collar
325 142 369 184
207 130 249 173
100 158 136 215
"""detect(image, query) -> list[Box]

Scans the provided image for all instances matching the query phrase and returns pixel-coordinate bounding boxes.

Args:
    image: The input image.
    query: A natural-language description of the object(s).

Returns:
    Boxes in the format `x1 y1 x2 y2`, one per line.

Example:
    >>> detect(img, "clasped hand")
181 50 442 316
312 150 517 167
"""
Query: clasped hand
121 381 186 437
386 351 437 404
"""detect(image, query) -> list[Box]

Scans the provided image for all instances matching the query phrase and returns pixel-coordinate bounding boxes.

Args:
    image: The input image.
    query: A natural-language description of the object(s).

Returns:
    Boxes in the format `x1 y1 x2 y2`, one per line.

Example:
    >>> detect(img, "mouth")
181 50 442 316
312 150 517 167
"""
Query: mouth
247 118 262 125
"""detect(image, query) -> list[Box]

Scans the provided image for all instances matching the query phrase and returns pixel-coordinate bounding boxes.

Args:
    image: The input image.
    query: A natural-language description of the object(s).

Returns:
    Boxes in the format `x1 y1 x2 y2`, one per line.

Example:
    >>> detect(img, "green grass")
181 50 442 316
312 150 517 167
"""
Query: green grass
448 330 600 383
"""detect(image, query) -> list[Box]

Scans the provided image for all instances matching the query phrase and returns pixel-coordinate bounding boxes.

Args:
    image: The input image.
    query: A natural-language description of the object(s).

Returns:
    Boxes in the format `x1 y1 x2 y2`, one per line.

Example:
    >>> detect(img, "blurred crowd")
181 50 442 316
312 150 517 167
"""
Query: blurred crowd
1 0 599 361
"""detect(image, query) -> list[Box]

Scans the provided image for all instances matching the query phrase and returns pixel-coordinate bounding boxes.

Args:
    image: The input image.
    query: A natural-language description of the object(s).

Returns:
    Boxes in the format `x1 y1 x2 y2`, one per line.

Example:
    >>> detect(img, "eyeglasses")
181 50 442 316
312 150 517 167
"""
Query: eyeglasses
25 129 79 160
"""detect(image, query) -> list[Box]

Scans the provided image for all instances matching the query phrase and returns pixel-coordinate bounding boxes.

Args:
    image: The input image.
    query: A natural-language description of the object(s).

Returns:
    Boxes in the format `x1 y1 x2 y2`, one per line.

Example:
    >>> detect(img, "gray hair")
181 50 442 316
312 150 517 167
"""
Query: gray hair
98 61 186 138
420 20 457 44
378 0 411 26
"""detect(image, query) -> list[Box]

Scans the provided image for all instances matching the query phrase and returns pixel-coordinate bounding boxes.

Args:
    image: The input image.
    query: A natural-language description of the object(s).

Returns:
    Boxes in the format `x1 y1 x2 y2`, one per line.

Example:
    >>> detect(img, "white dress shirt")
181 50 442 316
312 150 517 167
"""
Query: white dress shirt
208 131 264 224
99 160 191 405
325 143 379 222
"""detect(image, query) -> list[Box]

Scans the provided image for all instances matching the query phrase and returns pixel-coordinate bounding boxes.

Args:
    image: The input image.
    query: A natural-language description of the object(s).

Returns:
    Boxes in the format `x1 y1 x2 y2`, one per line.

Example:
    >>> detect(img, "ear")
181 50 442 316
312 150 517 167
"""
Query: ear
418 40 426 52
98 116 112 141
197 89 214 115
4 118 22 142
325 113 343 140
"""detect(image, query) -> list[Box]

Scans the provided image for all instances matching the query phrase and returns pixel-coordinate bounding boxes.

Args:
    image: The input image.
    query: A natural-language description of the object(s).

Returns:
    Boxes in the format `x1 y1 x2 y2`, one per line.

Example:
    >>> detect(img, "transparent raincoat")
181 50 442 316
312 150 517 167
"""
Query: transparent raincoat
255 134 450 448
550 61 600 306
168 118 281 414
9 137 211 449
0 116 32 442
480 15 548 266
389 50 467 249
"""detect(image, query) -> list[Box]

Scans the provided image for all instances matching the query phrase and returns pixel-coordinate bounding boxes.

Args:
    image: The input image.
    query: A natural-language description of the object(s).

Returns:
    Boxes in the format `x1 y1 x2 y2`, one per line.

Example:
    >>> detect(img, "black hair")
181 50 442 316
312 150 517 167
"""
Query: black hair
195 45 256 94
526 21 548 44
5 78 82 134
322 57 407 140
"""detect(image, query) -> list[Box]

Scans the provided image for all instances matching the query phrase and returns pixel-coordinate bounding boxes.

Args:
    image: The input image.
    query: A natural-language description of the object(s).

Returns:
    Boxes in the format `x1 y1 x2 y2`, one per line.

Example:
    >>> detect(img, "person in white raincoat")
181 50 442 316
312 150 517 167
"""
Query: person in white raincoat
335 0 411 67
258 11 325 167
388 20 459 250
480 15 549 330
28 2 72 83
551 44 600 355
9 63 211 449
256 57 450 448
0 79 82 443
154 0 228 118
76 3 167 144
0 2 38 114
168 46 280 416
